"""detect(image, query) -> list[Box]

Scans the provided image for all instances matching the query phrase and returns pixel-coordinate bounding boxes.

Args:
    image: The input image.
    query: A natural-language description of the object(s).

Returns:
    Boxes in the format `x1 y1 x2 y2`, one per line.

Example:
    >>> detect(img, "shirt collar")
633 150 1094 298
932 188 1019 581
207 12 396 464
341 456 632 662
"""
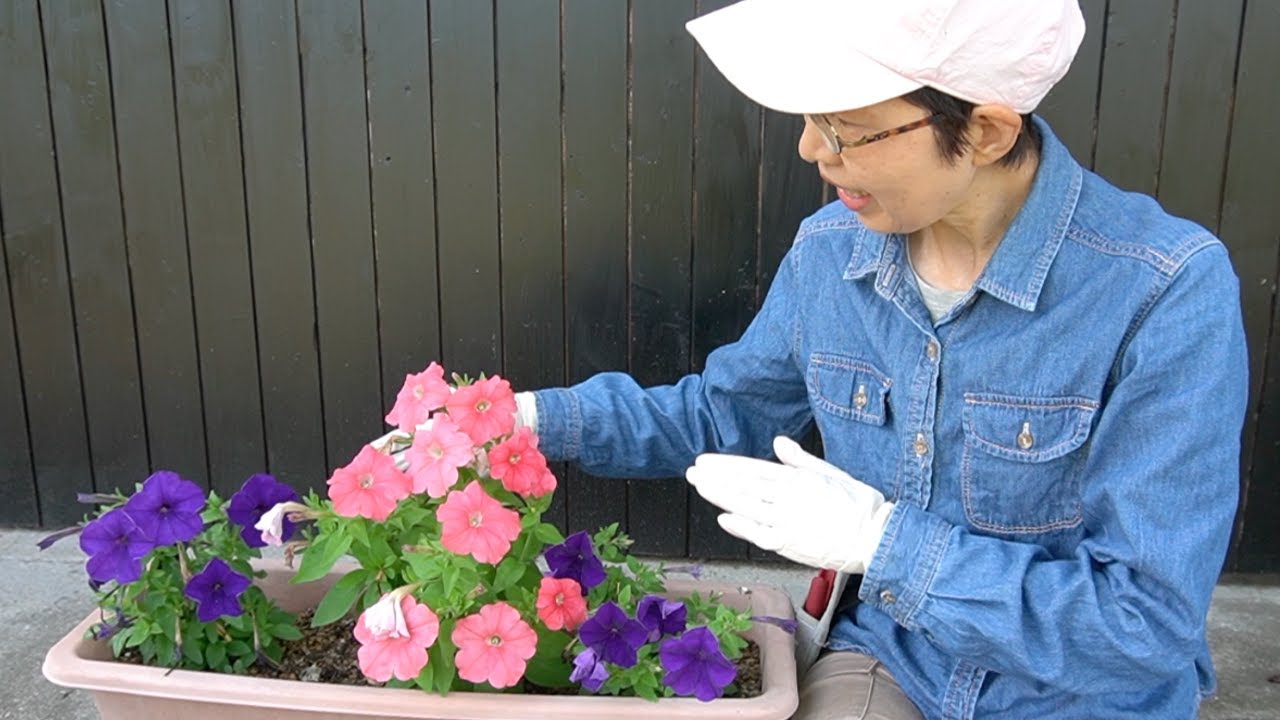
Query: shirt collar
843 116 1082 312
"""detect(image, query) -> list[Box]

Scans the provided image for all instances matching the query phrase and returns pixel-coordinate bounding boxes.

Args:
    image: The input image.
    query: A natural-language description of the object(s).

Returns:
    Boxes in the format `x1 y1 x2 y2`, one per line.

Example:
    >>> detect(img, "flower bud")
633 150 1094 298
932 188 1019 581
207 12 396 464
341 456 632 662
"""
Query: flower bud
254 501 311 546
362 585 419 640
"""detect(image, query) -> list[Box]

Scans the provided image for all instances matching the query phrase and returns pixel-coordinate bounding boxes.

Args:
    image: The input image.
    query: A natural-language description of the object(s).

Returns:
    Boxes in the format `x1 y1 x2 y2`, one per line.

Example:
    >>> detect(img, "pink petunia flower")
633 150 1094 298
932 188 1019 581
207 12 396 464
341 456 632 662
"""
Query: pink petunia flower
384 363 453 434
405 414 475 497
536 576 587 631
488 427 551 497
451 601 538 688
529 466 557 496
327 444 413 522
436 482 521 564
354 592 440 682
446 376 517 445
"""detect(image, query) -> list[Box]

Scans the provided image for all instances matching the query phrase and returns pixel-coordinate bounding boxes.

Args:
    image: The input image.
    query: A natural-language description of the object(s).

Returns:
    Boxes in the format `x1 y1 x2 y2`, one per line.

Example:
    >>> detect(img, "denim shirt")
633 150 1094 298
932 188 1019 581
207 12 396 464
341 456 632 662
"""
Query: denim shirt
532 118 1247 719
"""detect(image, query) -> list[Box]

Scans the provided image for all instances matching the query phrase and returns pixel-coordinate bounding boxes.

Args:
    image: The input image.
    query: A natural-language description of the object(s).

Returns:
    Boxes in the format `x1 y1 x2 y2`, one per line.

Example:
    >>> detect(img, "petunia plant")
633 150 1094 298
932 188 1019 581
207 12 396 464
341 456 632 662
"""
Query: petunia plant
50 472 307 672
273 362 771 700
44 361 787 702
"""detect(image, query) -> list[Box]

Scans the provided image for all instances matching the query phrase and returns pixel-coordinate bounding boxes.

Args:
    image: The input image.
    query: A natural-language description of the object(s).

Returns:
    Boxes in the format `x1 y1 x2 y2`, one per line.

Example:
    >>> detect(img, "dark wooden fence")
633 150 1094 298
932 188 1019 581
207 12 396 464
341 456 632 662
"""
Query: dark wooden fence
2 0 1277 570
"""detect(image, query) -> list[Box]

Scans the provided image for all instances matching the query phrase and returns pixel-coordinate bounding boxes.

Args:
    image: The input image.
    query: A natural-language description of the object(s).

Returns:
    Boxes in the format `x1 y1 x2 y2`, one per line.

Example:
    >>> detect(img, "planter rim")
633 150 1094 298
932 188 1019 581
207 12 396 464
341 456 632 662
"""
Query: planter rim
44 558 799 719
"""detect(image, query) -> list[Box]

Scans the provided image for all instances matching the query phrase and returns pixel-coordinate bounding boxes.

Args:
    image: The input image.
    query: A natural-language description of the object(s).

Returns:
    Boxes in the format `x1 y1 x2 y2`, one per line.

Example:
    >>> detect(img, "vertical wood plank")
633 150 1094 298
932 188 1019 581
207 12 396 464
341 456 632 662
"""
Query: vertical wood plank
234 0 327 495
41 0 149 490
495 0 567 531
563 0 629 536
1092 0 1177 194
627 0 696 557
0 203 38 525
688 0 760 559
0 0 93 522
103 0 207 480
1219 1 1280 572
428 0 501 377
748 109 823 562
1038 0 1107 167
169 0 264 494
296 0 383 473
758 112 822 297
1157 0 1245 232
365 0 441 409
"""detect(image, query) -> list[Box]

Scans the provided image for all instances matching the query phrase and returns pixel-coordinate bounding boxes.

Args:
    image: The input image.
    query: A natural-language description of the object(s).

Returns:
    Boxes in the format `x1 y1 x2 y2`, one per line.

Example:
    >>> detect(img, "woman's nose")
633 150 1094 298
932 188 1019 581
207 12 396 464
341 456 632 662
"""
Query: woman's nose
797 117 837 165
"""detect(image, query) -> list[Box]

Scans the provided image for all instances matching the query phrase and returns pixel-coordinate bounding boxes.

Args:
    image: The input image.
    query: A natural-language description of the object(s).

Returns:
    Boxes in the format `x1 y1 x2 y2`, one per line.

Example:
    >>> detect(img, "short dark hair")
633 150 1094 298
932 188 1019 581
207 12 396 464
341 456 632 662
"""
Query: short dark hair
900 86 1041 169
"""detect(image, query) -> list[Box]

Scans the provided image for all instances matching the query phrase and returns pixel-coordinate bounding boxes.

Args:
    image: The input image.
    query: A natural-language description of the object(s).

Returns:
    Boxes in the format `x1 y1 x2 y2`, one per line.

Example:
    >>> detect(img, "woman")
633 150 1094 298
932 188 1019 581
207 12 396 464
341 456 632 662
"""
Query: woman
515 0 1247 716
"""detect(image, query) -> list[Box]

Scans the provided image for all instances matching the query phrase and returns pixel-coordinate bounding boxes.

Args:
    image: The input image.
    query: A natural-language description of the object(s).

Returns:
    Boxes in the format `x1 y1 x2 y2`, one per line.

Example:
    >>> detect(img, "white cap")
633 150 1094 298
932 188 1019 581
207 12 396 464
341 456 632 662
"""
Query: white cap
686 0 1086 115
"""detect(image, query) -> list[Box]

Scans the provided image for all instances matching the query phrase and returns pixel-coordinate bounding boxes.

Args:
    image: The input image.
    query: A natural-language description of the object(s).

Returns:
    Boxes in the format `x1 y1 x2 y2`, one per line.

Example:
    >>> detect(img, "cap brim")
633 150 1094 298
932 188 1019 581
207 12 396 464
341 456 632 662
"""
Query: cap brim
686 1 923 115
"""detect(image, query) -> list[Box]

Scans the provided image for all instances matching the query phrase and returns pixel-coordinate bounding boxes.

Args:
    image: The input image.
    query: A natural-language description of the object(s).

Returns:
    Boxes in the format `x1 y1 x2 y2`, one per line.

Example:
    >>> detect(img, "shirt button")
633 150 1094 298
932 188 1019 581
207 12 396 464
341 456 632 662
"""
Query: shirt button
880 589 897 605
926 341 939 360
913 433 929 456
1018 422 1035 450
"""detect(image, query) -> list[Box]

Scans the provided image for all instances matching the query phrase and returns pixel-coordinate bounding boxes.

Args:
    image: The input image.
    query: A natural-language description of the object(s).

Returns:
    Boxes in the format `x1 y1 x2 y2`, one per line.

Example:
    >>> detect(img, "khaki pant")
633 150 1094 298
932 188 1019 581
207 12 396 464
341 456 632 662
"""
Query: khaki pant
792 651 925 720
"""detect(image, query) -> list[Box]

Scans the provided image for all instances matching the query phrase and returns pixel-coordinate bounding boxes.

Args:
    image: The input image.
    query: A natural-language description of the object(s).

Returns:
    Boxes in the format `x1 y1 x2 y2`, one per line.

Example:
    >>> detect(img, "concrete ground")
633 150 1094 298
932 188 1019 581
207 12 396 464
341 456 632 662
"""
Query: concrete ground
3 527 1277 719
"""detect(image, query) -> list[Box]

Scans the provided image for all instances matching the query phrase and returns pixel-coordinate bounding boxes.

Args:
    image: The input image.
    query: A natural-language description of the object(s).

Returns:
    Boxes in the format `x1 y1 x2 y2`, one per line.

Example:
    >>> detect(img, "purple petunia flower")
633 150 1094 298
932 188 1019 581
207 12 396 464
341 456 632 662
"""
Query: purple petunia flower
37 524 84 551
569 646 609 692
78 508 152 584
636 595 687 642
544 531 606 590
226 473 300 548
92 606 133 640
663 563 704 580
659 626 737 702
578 601 647 668
77 492 121 505
124 471 206 545
184 557 251 622
750 614 799 634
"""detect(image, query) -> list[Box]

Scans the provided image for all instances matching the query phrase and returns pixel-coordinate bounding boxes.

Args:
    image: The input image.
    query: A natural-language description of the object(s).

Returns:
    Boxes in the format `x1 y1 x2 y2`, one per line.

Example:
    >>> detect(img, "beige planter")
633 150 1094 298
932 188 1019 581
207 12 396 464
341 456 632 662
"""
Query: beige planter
44 559 799 719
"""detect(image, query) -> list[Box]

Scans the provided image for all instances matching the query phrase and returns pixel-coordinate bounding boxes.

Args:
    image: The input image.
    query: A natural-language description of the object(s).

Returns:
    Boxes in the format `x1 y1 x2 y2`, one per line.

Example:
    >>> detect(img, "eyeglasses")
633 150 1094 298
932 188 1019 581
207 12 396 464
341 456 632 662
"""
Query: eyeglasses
805 112 944 154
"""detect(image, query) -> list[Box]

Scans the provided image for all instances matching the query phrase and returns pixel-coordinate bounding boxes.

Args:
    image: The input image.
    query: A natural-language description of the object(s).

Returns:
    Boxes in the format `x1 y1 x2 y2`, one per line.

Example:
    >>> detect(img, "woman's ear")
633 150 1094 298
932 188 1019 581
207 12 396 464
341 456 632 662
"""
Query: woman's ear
966 105 1025 167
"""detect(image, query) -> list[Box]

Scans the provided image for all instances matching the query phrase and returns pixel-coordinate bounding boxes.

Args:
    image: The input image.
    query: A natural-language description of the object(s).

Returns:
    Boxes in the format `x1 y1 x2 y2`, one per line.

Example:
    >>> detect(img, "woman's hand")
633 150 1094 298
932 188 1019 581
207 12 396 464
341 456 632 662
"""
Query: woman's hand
686 436 894 574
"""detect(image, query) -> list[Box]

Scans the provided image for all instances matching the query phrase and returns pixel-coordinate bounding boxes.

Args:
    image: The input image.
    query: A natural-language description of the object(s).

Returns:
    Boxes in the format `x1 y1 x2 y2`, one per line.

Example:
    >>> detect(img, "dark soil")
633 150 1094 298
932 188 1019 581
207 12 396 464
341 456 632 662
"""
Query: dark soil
122 608 763 698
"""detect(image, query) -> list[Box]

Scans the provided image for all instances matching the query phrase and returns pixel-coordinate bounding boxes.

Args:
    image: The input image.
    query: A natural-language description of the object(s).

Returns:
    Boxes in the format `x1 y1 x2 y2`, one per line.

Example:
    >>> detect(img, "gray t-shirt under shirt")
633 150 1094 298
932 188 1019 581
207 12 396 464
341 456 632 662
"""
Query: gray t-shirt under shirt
907 245 968 323
915 271 967 323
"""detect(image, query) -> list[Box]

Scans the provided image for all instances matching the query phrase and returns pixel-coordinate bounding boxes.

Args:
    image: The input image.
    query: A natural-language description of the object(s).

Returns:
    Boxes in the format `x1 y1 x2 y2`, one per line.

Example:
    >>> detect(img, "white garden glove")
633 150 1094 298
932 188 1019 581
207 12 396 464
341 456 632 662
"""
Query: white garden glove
685 436 894 574
514 391 538 433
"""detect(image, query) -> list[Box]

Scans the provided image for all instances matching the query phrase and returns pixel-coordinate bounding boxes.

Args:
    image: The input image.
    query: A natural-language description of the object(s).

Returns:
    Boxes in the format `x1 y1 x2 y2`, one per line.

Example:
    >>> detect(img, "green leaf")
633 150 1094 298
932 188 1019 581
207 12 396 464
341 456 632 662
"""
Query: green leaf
414 658 436 692
206 642 227 668
618 584 632 607
347 517 369 549
227 640 252 656
153 637 175 665
442 563 460 598
432 620 458 694
404 551 442 582
124 625 148 649
155 608 178 642
533 522 564 545
293 531 352 584
491 557 525 593
182 639 204 665
311 569 368 626
523 626 573 688
222 614 249 632
271 624 303 641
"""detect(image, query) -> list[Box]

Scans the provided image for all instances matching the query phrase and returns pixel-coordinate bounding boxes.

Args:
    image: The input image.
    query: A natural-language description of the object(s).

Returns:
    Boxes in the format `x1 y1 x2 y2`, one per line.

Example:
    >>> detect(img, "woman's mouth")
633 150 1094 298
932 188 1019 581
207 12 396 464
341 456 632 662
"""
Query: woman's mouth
836 186 872 212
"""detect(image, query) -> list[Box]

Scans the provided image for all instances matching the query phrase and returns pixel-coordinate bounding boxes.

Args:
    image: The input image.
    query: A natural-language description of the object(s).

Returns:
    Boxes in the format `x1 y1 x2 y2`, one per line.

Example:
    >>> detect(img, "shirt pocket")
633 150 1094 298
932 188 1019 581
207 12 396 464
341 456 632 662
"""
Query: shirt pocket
806 353 890 425
805 353 898 496
961 393 1097 535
